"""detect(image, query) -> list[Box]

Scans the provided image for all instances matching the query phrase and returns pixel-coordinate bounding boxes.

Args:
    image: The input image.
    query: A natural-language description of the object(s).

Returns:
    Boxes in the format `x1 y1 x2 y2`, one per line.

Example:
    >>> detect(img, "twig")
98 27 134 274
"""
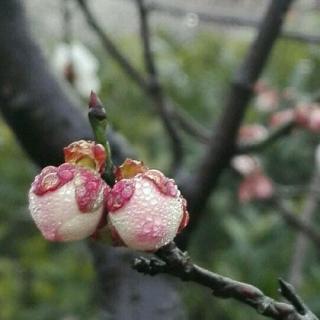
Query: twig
62 0 72 44
133 242 318 320
77 0 148 90
172 107 211 144
288 170 320 288
272 196 320 249
278 279 317 318
236 120 295 154
77 0 184 174
135 0 183 174
178 0 295 247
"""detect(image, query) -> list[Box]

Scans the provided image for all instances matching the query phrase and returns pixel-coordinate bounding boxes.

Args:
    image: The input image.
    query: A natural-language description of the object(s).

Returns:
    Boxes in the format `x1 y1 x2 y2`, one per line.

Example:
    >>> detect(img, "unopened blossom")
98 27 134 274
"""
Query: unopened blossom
269 109 295 128
294 103 313 128
254 81 279 112
238 171 274 203
238 124 268 145
29 163 109 241
28 140 109 242
294 103 320 133
308 108 320 133
231 155 260 176
106 160 189 251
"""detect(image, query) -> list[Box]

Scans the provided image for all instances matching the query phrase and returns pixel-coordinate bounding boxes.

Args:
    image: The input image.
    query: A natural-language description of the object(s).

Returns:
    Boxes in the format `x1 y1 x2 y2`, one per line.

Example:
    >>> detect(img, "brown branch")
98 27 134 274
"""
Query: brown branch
135 0 183 174
133 242 318 320
177 0 294 247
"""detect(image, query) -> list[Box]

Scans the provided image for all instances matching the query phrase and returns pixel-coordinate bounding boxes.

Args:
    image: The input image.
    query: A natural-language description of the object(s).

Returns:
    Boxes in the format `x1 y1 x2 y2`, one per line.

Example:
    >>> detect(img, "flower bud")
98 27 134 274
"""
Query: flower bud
238 171 273 203
106 161 188 251
238 124 268 145
269 109 294 128
308 108 320 133
231 155 260 176
28 163 109 241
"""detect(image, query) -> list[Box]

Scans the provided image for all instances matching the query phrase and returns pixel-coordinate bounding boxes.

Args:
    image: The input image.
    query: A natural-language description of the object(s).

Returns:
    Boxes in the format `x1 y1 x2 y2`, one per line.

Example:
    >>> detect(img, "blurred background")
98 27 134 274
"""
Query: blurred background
2 0 320 319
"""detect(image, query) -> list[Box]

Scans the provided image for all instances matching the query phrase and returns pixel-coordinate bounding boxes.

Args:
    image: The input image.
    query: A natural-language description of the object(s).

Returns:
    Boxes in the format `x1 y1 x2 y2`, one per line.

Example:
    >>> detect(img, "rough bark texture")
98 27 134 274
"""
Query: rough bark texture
0 1 185 319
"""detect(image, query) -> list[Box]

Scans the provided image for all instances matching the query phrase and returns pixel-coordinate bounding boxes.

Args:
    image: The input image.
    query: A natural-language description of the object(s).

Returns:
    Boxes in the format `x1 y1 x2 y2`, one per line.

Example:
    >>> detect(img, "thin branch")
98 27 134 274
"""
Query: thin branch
178 0 295 247
62 0 72 44
135 0 157 79
77 0 148 90
172 107 211 144
135 0 183 174
183 118 296 150
175 111 295 150
272 196 320 249
133 242 318 320
236 120 295 154
288 170 320 288
77 0 184 174
279 279 316 317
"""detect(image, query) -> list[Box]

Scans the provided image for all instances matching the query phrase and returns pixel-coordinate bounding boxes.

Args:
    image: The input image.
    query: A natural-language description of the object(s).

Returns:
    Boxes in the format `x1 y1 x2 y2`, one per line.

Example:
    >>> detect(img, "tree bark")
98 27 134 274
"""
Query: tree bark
0 1 185 319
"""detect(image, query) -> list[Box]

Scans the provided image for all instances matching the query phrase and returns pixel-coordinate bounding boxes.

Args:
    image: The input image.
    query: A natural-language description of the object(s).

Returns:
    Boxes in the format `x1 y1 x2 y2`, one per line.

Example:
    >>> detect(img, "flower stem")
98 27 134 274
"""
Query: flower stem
88 91 115 185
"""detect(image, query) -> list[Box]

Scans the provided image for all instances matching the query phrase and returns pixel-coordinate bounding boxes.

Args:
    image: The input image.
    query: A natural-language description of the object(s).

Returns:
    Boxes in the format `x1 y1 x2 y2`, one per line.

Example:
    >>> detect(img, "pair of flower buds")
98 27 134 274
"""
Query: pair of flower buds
28 140 189 251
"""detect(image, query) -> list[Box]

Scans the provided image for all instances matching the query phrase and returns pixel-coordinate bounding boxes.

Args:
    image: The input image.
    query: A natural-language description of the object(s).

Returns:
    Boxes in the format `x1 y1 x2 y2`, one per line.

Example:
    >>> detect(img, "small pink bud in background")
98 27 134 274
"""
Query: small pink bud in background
106 160 188 251
64 140 106 173
308 108 320 133
269 109 294 128
254 81 279 112
294 103 313 128
29 163 109 241
238 124 268 145
238 171 274 203
293 103 320 133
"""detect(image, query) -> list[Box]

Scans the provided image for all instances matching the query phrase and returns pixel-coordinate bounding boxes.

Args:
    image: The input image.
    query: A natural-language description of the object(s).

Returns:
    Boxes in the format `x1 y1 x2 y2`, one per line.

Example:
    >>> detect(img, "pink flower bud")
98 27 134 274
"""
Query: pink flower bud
294 104 313 128
238 172 274 203
255 89 279 112
28 163 109 241
293 103 320 133
238 124 268 145
308 108 320 133
106 165 189 251
269 109 294 128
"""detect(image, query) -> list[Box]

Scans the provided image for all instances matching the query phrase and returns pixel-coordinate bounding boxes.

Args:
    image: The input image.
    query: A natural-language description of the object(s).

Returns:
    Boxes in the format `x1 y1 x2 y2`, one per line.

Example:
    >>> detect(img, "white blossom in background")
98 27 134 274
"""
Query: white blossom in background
52 41 101 97
231 155 260 176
